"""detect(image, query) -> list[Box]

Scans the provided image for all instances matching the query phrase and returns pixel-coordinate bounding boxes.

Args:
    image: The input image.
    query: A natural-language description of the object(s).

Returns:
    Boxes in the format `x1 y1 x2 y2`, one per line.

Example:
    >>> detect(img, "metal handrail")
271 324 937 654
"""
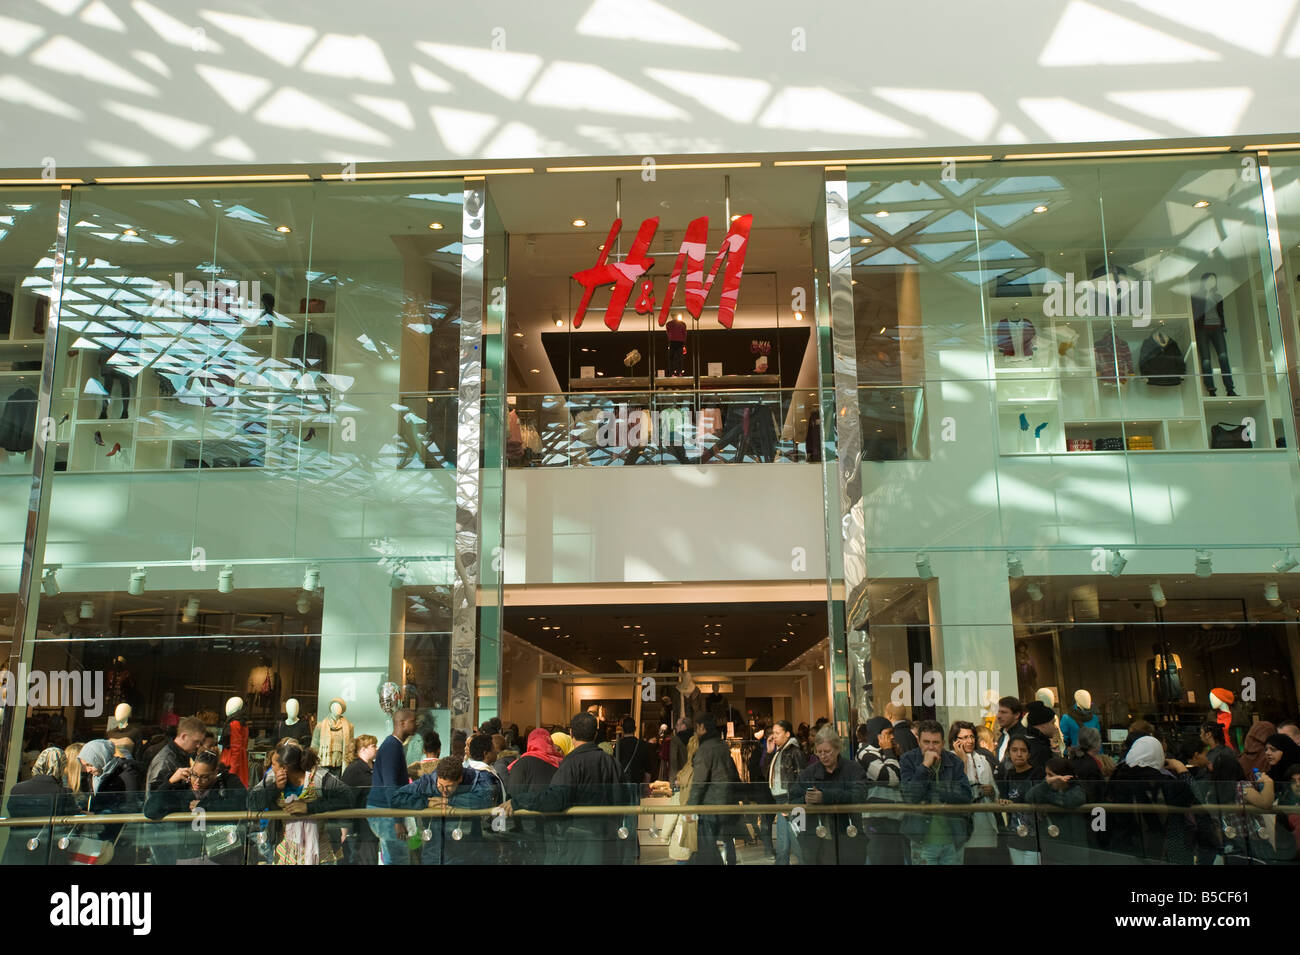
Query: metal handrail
0 799 1291 827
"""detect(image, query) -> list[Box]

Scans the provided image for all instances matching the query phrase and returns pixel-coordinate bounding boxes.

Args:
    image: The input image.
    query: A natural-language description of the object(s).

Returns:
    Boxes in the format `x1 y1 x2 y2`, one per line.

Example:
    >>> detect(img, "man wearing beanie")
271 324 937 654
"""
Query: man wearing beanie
1024 700 1056 770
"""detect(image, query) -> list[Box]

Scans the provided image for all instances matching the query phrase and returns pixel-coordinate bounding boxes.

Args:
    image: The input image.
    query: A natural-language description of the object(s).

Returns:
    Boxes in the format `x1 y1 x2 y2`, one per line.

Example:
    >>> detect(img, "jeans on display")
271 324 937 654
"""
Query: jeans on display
1009 847 1042 865
1196 326 1235 394
667 341 685 376
772 811 803 865
917 842 961 865
368 817 410 865
98 366 131 419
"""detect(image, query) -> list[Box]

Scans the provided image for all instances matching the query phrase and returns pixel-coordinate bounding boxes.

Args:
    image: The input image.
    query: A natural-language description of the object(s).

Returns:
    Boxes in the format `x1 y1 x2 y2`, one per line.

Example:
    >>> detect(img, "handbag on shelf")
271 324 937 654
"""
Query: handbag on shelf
1210 423 1252 449
1094 437 1125 452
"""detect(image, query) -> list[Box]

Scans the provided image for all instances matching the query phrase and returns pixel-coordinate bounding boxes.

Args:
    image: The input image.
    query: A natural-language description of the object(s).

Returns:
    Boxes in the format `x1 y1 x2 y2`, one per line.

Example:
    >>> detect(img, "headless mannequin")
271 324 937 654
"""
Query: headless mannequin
1209 689 1236 752
219 696 250 786
277 697 312 747
312 698 354 774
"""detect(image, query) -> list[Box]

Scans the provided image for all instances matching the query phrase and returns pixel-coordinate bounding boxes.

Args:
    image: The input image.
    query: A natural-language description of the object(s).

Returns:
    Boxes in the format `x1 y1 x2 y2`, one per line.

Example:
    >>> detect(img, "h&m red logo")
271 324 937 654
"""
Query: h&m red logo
570 214 753 331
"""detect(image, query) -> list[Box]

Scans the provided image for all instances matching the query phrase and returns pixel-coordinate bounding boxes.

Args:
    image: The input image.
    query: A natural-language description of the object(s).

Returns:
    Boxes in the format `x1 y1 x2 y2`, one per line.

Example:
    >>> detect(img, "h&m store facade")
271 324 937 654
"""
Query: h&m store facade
3 143 1300 782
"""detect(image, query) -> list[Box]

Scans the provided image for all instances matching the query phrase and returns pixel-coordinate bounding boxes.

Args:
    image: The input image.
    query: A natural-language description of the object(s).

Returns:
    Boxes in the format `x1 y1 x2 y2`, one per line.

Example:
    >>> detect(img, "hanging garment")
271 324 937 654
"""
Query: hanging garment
290 332 328 369
1094 332 1134 385
219 718 250 786
0 387 36 452
995 318 1037 358
1138 332 1186 386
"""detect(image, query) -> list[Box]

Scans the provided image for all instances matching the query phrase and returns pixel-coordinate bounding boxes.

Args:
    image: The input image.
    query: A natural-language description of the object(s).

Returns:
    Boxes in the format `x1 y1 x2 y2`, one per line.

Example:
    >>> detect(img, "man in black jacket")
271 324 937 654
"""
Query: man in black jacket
1023 700 1057 769
994 696 1029 778
688 713 739 865
529 711 627 864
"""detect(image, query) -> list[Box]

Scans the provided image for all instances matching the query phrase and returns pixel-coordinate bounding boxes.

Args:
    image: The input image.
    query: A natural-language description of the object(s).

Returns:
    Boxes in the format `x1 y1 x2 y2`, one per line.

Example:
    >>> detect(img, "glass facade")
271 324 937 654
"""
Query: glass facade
1 149 1299 866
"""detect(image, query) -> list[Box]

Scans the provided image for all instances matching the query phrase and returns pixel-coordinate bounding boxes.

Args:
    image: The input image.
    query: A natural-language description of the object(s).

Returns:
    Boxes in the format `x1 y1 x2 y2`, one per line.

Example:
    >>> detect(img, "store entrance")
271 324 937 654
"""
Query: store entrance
499 599 831 747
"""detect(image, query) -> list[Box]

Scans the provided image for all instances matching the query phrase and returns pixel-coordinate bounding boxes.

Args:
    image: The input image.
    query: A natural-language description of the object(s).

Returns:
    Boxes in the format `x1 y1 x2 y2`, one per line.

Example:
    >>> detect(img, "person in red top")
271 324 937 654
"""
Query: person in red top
665 315 687 377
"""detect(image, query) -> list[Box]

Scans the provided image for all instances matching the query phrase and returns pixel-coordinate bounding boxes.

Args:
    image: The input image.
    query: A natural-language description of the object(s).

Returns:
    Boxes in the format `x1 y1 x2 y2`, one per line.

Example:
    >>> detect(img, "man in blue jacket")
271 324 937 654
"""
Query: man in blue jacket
900 719 973 865
391 756 499 864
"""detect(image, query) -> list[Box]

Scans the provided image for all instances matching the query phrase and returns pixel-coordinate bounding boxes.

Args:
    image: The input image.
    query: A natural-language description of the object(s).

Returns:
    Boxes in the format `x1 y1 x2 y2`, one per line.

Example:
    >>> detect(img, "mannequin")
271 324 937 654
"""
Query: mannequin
996 309 1037 360
1059 689 1101 749
106 702 144 748
312 697 353 775
675 671 702 726
277 698 312 748
219 696 250 786
1191 271 1235 397
1148 643 1183 704
1209 688 1236 752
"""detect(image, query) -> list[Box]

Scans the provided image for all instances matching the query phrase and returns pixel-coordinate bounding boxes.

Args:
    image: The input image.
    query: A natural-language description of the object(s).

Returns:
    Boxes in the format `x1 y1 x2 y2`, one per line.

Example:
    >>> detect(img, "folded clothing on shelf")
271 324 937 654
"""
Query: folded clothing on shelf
1126 434 1155 450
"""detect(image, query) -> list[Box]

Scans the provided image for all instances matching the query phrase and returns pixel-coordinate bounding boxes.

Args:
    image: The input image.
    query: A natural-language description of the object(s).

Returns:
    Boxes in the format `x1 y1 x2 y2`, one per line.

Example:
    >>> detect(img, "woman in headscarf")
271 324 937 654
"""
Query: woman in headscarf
2 747 75 865
1238 721 1276 778
78 737 145 863
1106 735 1195 863
507 727 564 864
660 733 699 863
1263 733 1300 784
550 731 574 758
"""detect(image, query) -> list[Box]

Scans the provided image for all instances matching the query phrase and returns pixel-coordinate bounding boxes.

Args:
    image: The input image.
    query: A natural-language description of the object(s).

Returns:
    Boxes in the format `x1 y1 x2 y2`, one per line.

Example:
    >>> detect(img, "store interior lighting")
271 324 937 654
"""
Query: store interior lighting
1149 581 1167 607
41 567 60 597
296 593 311 614
78 600 94 620
1007 552 1024 578
303 565 321 593
1195 550 1213 578
1273 550 1298 574
128 565 147 596
1026 582 1043 602
1265 581 1282 607
1108 549 1127 576
915 553 933 580
182 595 199 623
62 607 78 625
217 564 234 594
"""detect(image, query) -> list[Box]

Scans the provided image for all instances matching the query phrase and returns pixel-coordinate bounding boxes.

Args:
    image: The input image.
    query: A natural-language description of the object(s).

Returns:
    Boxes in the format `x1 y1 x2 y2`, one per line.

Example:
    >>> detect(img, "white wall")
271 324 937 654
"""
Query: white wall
503 463 827 584
3 0 1299 171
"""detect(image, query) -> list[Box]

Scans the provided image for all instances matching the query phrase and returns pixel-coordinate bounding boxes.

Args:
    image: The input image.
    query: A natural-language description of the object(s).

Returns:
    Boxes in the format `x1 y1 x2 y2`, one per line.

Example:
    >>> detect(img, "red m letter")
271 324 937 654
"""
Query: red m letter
657 214 752 329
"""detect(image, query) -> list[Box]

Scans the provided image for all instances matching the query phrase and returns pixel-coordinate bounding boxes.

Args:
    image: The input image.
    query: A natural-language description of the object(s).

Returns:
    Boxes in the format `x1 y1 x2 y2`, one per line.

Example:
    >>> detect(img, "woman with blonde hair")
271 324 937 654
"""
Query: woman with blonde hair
659 733 700 863
63 742 85 807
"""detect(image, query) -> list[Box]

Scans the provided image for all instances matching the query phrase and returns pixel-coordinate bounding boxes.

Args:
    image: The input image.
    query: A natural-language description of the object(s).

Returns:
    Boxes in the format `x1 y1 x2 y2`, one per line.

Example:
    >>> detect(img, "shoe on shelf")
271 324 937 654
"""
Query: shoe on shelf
93 430 104 446
106 442 121 457
1226 388 1238 397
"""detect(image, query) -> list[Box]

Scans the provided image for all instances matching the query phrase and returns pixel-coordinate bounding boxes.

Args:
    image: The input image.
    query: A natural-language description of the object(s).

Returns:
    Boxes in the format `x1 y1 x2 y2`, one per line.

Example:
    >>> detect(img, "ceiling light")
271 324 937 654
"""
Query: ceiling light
1108 550 1127 577
555 319 564 327
428 222 444 230
276 225 291 233
875 210 889 218
40 567 60 597
529 368 540 374
122 228 138 236
1026 582 1044 602
1265 581 1282 607
1273 549 1297 573
571 218 587 227
79 600 94 620
217 564 235 594
182 596 200 623
1007 552 1024 579
128 566 147 596
512 331 524 338
859 237 871 245
303 565 321 593
1149 582 1166 607
1032 205 1048 214
793 310 804 321
1194 549 1213 578
730 214 741 221
296 594 311 614
915 553 933 580
1193 200 1210 209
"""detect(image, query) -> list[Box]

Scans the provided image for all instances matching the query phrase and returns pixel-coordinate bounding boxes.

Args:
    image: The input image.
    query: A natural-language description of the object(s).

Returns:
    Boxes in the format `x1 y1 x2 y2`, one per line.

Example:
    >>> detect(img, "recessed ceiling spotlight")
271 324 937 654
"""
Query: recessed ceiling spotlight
875 210 889 218
512 331 524 338
730 214 741 221
554 319 564 327
571 218 587 227
122 228 138 236
529 368 540 374
859 237 872 245
793 310 804 321
276 225 291 233
1193 200 1211 209
428 221 443 230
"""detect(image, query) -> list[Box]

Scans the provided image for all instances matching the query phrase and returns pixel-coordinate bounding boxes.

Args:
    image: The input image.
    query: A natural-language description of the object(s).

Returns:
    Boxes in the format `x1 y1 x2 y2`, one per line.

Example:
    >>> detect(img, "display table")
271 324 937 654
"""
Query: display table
568 376 650 391
699 374 781 390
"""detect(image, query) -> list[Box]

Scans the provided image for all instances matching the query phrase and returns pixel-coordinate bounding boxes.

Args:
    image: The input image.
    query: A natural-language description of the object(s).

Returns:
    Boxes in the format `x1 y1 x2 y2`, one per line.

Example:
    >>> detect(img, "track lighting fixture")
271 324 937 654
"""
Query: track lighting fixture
1108 549 1127 577
217 564 234 594
1194 550 1213 578
1149 582 1166 607
915 553 933 580
128 566 147 596
1007 552 1024 579
1273 549 1298 574
303 564 321 593
41 567 60 597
